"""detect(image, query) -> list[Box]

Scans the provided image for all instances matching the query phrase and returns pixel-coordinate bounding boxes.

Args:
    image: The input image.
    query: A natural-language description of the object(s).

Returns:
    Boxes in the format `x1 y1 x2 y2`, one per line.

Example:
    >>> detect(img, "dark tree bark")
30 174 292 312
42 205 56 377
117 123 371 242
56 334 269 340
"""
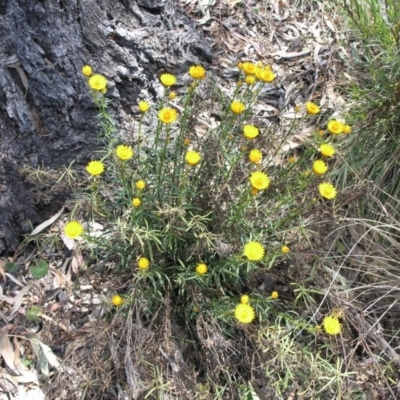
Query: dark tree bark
0 0 212 255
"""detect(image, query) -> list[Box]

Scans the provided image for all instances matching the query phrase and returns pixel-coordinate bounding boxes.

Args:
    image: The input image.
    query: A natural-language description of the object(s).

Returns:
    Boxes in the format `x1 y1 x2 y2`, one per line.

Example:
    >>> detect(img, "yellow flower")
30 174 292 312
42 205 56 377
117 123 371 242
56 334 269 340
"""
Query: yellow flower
240 295 250 304
343 124 352 134
135 180 146 190
318 182 337 200
88 74 107 91
312 160 328 175
111 294 124 307
294 105 301 113
288 156 295 164
237 80 243 87
237 62 244 70
327 120 344 134
82 65 92 77
234 303 255 324
64 221 84 239
189 65 206 79
271 291 279 299
306 101 320 115
116 145 134 160
158 108 178 124
242 62 257 75
258 68 275 83
168 91 177 100
322 315 341 335
243 125 259 139
185 151 201 166
138 101 150 112
132 198 141 207
86 160 105 176
196 263 207 275
160 73 176 87
245 75 256 85
281 245 290 254
320 144 335 157
230 101 246 114
183 138 191 146
250 171 270 190
318 129 325 136
244 241 265 261
138 257 150 270
249 149 262 164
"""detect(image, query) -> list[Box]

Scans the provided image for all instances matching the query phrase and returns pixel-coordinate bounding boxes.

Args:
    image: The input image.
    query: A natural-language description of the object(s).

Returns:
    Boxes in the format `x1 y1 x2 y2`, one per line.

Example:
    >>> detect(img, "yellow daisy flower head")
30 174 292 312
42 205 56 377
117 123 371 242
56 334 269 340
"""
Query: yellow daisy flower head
183 138 191 146
168 91 177 100
250 171 270 190
243 125 259 139
327 120 344 134
196 263 207 275
271 291 279 299
116 145 134 161
343 124 352 134
249 149 262 164
138 257 150 270
135 180 146 190
81 65 92 77
88 74 107 91
258 68 275 83
64 221 84 239
235 303 255 324
86 160 105 176
313 160 328 175
230 101 246 114
318 182 337 200
160 73 176 87
306 101 320 115
322 315 341 335
189 65 206 80
158 107 178 124
132 197 141 208
237 62 244 70
288 156 295 164
245 75 256 85
111 294 124 307
185 150 201 166
242 62 257 75
244 241 265 261
281 245 290 254
240 295 250 305
138 101 150 112
294 105 301 113
320 143 335 157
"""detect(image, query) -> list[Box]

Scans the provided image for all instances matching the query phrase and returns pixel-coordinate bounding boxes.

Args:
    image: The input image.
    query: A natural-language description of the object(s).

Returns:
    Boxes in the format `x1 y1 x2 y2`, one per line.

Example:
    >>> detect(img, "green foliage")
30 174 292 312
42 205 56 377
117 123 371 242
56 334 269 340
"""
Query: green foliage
26 305 41 322
30 260 49 279
5 261 18 275
336 0 400 217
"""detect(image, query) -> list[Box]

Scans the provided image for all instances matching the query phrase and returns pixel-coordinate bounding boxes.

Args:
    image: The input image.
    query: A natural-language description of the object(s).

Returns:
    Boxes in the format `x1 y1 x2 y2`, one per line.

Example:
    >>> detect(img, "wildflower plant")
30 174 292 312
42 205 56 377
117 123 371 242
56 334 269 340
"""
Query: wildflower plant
19 58 373 398
44 62 367 396
63 62 351 315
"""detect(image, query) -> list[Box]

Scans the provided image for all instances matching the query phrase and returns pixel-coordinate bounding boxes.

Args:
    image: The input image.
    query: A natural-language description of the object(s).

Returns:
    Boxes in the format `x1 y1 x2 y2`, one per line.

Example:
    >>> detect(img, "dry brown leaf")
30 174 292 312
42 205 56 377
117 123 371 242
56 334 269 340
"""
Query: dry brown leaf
29 206 64 236
0 333 18 373
71 249 85 274
10 284 33 317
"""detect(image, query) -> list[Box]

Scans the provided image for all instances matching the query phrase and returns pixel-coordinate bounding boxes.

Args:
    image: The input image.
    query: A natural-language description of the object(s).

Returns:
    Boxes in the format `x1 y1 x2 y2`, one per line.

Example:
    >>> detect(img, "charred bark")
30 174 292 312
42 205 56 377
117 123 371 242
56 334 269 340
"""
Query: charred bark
0 0 212 254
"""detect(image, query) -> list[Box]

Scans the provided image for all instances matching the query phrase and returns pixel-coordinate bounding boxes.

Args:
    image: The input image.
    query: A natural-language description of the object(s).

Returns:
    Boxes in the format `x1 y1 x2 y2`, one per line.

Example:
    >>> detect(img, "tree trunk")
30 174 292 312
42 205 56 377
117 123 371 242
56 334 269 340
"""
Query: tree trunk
0 0 212 255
